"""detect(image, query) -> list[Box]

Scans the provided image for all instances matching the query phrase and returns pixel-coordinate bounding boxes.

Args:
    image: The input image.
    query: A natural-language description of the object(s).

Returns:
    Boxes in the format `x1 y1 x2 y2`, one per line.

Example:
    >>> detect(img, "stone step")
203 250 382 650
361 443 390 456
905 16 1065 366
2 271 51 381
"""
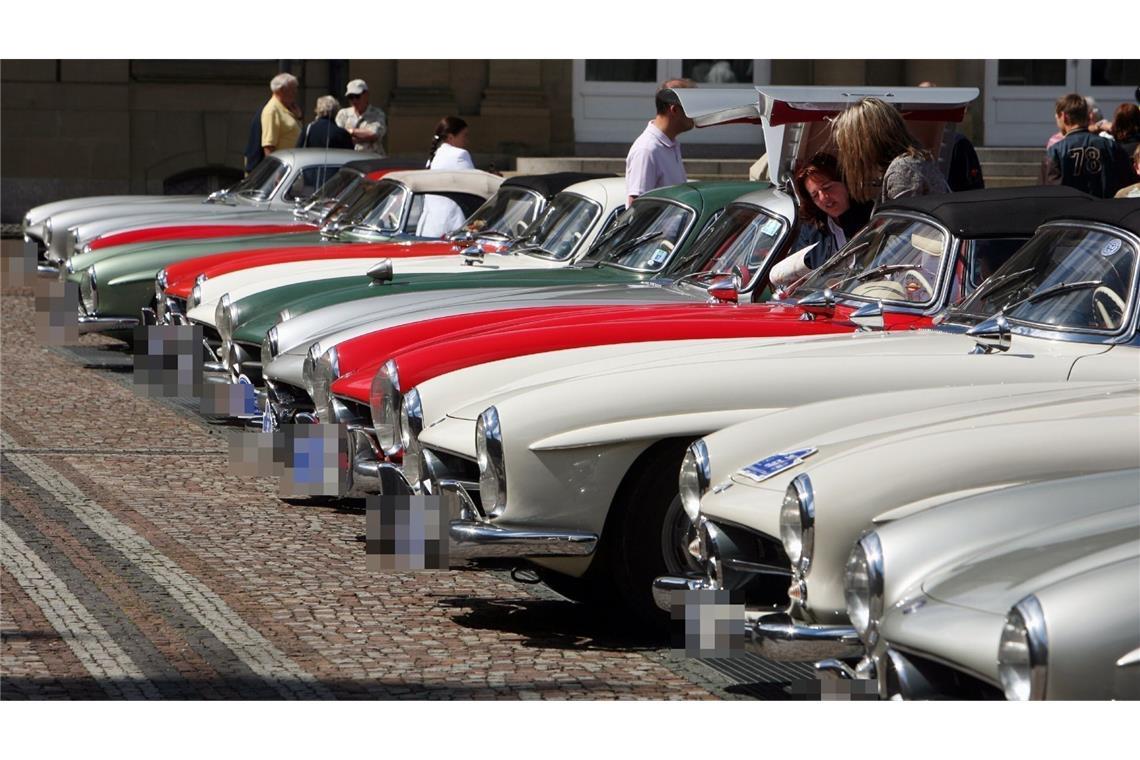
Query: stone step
516 156 756 178
975 147 1046 163
980 161 1042 178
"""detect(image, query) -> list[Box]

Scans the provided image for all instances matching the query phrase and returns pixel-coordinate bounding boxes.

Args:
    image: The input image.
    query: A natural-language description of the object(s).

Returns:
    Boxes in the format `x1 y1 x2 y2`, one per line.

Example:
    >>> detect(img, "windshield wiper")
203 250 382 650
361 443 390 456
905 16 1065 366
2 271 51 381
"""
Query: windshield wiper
603 230 666 264
346 222 390 235
1022 280 1105 306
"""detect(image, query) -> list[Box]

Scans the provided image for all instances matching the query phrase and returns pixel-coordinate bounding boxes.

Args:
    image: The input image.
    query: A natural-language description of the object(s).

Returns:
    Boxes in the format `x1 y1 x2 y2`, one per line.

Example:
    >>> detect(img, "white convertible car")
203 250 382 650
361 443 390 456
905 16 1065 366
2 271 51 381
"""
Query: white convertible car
406 201 1139 619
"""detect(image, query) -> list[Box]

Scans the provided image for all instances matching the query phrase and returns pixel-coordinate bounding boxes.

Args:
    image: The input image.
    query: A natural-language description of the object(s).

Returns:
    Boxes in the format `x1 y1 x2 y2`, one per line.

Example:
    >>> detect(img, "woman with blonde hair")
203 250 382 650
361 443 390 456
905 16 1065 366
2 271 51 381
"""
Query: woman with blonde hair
834 97 949 207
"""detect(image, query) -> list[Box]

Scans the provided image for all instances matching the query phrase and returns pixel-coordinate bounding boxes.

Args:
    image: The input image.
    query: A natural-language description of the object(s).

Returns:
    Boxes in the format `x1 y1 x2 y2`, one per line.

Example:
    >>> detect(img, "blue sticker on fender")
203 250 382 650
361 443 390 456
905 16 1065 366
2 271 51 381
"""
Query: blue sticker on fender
738 447 818 482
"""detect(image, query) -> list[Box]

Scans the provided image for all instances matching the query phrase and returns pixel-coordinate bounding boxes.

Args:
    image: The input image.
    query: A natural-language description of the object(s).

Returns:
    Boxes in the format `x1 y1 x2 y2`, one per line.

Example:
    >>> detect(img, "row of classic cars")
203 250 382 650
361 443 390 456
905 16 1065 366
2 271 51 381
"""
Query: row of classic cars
23 86 1139 700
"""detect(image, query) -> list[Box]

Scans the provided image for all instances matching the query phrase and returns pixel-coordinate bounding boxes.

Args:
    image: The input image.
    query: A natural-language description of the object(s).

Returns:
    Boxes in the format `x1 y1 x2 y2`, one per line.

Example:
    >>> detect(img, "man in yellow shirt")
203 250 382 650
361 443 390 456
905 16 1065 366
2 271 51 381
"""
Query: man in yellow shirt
261 73 302 156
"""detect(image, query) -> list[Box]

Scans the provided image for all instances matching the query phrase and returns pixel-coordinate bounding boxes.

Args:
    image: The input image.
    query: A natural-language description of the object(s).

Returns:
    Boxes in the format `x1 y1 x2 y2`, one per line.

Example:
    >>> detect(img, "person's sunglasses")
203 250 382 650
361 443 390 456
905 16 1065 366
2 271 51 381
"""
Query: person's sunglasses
348 93 361 100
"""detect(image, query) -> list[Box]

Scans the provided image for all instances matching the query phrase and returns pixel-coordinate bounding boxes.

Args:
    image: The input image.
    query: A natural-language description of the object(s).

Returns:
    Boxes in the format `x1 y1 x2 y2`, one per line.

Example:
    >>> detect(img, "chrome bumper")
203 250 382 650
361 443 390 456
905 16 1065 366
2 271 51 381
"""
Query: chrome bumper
448 520 598 559
651 574 721 612
77 315 140 334
340 425 415 498
746 611 862 661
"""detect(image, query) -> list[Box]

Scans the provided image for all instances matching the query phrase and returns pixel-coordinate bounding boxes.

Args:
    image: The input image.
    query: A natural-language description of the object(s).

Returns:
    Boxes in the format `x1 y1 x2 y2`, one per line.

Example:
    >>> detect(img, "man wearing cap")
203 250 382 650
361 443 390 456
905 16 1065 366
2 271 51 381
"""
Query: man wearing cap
625 79 695 206
336 79 388 156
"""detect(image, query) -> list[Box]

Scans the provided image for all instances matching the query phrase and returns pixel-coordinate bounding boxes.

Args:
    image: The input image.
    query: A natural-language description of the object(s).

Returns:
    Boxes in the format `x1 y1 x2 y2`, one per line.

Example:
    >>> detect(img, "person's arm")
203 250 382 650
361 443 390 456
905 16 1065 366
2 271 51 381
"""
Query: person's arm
350 110 387 145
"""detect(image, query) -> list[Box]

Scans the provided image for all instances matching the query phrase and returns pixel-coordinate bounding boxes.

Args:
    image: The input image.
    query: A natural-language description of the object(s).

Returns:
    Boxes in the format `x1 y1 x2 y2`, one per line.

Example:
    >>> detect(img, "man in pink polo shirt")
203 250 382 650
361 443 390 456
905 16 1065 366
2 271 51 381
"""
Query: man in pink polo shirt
625 79 696 206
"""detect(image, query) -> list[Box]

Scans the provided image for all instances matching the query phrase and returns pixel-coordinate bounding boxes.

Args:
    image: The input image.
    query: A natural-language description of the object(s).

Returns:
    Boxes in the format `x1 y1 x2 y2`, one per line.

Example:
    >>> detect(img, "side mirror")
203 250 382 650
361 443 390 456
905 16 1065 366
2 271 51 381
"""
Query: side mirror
367 259 394 284
797 288 836 320
966 313 1012 354
707 273 741 305
849 301 885 331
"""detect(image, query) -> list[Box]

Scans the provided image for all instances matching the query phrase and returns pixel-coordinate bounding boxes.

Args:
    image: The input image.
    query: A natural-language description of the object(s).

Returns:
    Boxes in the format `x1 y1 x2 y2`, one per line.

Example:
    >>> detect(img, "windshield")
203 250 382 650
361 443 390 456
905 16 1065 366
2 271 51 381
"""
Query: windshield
228 157 289 201
669 204 787 287
797 215 948 306
948 224 1137 333
515 193 603 261
579 199 694 272
336 181 409 233
295 168 363 218
456 187 544 239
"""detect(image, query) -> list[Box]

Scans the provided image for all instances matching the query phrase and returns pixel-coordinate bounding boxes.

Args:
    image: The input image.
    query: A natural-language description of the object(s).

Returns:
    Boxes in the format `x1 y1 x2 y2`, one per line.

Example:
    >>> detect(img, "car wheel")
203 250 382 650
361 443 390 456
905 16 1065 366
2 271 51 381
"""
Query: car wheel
603 439 698 626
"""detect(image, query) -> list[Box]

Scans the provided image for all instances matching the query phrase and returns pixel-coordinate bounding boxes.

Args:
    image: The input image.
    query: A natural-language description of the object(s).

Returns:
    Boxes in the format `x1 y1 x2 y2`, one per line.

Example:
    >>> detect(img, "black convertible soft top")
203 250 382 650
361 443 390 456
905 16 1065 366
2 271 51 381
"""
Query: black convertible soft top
502 172 617 199
1042 198 1140 236
878 186 1097 238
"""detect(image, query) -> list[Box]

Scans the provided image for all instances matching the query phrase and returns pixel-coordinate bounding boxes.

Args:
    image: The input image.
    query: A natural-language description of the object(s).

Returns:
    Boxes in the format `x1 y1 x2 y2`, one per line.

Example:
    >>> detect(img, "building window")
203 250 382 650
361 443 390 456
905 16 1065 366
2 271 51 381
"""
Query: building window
1091 60 1140 87
682 60 754 84
997 60 1066 87
585 60 657 83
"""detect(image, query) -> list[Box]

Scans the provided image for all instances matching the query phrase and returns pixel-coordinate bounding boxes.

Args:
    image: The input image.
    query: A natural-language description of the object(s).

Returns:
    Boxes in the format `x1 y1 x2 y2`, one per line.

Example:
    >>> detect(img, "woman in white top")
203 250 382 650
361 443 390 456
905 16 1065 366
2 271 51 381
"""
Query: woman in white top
415 116 475 237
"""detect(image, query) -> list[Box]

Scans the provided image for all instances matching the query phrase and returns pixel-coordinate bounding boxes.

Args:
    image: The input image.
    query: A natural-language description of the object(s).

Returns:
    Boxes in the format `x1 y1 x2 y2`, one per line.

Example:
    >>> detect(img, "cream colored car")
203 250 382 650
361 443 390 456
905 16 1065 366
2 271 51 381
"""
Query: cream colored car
674 382 1139 662
408 204 1140 619
845 469 1139 699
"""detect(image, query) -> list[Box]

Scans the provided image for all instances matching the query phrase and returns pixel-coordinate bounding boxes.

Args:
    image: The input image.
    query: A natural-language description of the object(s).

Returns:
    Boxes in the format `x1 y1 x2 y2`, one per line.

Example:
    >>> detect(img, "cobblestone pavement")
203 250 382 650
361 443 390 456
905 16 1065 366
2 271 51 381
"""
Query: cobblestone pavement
0 276 809 700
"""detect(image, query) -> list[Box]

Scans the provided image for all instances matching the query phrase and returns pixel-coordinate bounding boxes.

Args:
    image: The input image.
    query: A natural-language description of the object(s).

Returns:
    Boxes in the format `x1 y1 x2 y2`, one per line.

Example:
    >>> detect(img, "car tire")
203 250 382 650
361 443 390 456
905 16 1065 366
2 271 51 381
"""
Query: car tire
602 439 697 627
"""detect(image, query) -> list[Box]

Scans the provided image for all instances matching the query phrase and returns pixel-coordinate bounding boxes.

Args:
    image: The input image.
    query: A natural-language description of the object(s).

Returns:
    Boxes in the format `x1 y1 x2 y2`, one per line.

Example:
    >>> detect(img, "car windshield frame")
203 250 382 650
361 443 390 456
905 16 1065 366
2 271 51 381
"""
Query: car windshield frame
338 180 410 233
516 192 604 262
943 220 1140 341
229 156 290 202
794 211 953 312
459 186 546 240
577 197 697 273
666 201 790 292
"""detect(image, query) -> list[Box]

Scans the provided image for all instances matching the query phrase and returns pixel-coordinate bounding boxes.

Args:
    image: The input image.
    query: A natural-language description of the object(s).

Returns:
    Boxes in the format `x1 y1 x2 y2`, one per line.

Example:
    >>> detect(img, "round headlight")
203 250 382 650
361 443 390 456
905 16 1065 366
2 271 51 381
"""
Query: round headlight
311 346 340 423
399 387 423 453
215 293 234 342
261 325 279 366
476 406 507 518
372 359 402 456
302 341 322 398
43 219 52 247
779 474 815 573
68 227 81 256
401 389 425 489
844 532 884 646
190 283 202 308
998 595 1049 701
80 266 98 315
678 439 711 523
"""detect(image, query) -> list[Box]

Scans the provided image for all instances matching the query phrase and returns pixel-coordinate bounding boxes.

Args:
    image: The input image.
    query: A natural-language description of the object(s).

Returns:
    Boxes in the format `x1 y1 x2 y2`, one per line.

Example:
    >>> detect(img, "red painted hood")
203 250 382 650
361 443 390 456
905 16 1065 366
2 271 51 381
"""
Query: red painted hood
164 238 504 299
89 222 317 252
330 301 931 404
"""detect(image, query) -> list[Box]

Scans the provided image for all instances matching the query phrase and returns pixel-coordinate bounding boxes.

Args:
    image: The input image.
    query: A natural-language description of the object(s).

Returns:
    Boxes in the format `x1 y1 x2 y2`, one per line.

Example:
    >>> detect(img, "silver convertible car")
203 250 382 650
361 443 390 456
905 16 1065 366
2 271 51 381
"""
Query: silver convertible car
847 469 1139 700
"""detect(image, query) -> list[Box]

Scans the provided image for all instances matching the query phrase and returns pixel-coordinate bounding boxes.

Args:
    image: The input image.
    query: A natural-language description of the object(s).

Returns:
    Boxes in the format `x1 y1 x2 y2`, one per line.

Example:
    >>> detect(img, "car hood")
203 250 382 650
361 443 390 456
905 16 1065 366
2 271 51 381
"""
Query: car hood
438 327 1112 426
921 505 1140 615
696 383 1140 538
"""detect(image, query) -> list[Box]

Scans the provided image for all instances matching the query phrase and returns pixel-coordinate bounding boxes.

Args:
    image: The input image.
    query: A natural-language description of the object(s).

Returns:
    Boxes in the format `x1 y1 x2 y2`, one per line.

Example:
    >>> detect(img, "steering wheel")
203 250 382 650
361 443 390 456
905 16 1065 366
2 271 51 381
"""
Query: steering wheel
1092 285 1127 329
903 268 935 300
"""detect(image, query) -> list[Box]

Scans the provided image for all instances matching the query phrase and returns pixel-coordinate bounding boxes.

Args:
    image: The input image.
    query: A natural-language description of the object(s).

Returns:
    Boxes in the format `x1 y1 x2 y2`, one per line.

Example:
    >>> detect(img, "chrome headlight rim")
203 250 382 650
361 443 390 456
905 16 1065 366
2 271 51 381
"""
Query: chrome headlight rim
190 283 203 308
261 325 280 366
476 406 507 519
311 346 340 423
80 266 98 315
779 473 815 575
155 268 168 301
43 219 52 247
678 439 711 523
998 595 1049 701
373 359 402 456
400 388 425 489
215 293 235 342
844 531 884 647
